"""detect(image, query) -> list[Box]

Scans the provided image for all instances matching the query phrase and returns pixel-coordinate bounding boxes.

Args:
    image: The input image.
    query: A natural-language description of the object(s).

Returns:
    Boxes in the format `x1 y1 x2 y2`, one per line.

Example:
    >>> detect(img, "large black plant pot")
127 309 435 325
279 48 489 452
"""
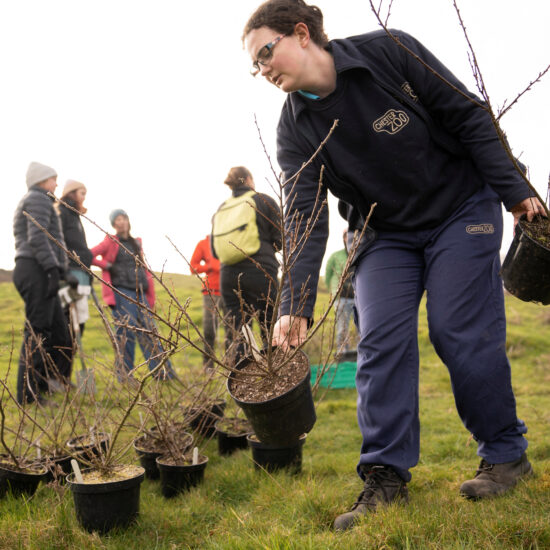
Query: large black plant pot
156 454 208 498
67 466 145 533
228 350 316 446
501 215 550 304
0 461 46 497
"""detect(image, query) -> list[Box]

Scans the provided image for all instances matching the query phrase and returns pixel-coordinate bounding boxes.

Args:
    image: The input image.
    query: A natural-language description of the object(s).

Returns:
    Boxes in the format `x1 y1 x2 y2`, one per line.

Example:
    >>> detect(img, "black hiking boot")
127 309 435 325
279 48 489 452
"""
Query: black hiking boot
333 465 408 531
460 453 533 500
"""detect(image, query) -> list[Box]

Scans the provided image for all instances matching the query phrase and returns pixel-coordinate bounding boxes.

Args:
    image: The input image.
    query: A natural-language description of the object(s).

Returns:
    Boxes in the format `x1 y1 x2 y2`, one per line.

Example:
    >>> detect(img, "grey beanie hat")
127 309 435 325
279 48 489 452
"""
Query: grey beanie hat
26 162 57 189
109 209 128 226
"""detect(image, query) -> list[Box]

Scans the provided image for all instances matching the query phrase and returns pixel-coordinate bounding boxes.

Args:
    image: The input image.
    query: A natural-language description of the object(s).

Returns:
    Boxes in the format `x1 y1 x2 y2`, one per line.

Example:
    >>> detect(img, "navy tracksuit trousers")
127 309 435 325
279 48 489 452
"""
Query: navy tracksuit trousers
353 186 528 482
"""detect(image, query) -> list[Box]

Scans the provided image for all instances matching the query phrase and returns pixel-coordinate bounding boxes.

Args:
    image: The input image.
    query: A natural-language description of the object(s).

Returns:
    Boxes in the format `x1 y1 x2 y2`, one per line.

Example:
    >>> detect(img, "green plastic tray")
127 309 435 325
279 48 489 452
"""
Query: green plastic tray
311 361 357 389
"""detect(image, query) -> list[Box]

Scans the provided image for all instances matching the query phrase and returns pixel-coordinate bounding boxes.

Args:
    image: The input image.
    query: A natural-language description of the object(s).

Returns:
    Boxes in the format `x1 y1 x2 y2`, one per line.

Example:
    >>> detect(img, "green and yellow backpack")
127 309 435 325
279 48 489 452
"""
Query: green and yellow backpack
212 190 260 265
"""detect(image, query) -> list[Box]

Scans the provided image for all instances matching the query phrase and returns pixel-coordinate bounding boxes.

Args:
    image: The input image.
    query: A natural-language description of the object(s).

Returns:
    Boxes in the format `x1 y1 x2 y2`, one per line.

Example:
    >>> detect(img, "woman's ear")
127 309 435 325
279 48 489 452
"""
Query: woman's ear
293 22 311 48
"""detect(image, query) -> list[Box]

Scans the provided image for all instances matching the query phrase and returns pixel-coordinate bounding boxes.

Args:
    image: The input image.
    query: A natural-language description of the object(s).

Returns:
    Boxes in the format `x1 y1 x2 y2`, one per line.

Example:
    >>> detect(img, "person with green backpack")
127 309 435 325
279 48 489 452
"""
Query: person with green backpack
211 166 281 362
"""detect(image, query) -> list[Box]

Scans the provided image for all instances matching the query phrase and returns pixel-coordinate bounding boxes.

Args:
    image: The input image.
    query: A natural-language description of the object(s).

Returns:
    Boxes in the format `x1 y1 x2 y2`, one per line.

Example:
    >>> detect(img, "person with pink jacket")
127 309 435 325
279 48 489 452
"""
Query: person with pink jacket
91 209 174 381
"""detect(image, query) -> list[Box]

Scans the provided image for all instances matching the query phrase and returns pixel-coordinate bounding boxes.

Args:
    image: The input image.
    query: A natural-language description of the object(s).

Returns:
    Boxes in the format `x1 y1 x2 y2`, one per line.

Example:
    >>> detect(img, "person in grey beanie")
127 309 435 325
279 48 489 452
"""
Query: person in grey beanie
13 161 73 405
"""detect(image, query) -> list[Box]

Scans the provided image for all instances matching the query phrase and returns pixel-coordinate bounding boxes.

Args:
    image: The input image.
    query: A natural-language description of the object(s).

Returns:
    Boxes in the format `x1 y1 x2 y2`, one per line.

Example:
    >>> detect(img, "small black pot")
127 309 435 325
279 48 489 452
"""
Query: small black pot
188 400 226 438
66 433 110 464
247 434 306 474
215 420 251 456
133 431 193 480
133 441 163 480
156 455 208 498
228 351 316 446
67 466 145 534
0 462 46 497
501 215 550 304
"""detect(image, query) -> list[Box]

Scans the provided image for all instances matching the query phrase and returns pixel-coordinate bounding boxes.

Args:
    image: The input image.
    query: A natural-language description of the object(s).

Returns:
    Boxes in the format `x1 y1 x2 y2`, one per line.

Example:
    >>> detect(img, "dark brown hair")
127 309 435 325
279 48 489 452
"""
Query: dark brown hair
224 166 253 189
242 0 328 47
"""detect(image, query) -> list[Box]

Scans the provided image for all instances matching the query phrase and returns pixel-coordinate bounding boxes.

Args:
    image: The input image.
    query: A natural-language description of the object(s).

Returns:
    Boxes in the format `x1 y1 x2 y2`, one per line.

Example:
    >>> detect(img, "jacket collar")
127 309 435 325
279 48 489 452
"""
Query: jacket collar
286 38 373 121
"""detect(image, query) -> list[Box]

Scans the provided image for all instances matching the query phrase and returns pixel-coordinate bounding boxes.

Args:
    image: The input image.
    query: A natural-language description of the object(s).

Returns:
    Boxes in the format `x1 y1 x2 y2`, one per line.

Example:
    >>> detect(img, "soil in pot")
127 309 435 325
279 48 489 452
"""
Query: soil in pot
247 434 306 474
156 453 208 498
0 460 47 498
187 400 226 438
66 432 111 464
67 464 145 534
228 349 316 446
215 417 252 456
501 214 550 304
134 430 193 479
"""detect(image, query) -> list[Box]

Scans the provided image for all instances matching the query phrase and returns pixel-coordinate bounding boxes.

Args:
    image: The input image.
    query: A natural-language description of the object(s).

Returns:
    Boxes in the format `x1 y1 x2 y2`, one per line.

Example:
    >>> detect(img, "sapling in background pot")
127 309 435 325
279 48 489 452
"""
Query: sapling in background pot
0 390 47 498
65 348 176 533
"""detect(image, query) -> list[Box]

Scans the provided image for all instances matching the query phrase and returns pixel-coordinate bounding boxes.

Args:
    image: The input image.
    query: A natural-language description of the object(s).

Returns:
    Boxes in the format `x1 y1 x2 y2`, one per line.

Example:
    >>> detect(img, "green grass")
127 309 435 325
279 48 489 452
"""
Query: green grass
0 276 549 549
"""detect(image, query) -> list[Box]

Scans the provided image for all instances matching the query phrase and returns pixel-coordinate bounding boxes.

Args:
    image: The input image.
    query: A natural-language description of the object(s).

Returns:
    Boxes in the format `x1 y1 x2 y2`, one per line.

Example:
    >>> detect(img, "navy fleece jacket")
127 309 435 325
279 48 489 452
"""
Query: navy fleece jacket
276 29 531 318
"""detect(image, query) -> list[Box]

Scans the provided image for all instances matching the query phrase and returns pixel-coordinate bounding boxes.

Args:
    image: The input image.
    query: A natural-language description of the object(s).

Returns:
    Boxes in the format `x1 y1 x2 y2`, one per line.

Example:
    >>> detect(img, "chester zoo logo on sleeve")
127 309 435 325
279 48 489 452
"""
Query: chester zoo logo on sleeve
373 109 410 135
466 224 495 235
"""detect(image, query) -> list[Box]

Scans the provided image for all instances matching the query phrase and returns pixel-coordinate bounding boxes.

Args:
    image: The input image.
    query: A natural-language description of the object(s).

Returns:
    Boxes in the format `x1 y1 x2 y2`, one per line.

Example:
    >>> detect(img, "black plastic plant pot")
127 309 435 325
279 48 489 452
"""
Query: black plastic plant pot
133 441 163 480
215 421 251 456
156 455 208 498
67 466 145 534
247 434 306 474
66 432 111 464
227 352 316 446
501 215 550 304
0 462 46 498
188 400 226 438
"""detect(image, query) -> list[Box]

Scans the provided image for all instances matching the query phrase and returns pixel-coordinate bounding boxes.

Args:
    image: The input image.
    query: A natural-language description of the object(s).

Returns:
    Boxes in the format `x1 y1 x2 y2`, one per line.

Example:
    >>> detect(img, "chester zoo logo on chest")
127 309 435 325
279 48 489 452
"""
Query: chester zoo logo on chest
373 109 410 135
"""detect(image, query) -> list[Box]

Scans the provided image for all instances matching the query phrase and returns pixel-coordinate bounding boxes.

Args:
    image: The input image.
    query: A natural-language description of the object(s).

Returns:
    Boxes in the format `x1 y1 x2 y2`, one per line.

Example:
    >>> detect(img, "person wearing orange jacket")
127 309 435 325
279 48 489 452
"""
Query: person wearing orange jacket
190 235 222 371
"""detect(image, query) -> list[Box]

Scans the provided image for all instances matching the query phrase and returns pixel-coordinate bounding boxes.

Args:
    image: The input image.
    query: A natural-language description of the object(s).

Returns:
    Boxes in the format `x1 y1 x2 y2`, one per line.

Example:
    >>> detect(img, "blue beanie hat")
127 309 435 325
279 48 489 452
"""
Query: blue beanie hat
109 209 128 226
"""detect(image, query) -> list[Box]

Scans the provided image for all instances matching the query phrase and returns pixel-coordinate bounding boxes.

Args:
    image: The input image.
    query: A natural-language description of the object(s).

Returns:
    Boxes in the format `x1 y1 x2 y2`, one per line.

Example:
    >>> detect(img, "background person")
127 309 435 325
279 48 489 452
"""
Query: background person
325 230 355 361
13 162 72 404
243 0 543 530
190 234 223 372
91 209 175 381
57 179 93 337
211 166 281 361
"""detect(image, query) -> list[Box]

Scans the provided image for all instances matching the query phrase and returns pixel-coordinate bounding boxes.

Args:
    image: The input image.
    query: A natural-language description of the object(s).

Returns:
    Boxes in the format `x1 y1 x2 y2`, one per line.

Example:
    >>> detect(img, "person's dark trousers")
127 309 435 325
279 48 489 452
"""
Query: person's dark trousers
13 258 72 404
221 264 278 362
353 185 528 482
111 287 175 380
202 293 223 368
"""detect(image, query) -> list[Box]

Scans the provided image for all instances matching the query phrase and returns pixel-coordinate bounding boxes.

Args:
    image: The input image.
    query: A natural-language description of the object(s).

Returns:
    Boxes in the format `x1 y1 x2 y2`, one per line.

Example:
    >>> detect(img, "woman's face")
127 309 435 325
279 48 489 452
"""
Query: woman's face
113 214 130 236
75 187 87 203
245 26 308 93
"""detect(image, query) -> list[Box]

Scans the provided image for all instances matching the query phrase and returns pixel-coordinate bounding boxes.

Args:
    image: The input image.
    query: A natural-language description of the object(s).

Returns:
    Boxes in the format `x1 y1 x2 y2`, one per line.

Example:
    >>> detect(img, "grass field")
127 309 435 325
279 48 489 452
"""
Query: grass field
0 274 549 550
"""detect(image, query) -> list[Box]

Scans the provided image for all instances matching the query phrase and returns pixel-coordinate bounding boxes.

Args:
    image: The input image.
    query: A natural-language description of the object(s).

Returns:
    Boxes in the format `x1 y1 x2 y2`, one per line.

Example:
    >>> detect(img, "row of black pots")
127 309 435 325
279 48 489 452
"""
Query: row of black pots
0 432 112 497
66 450 211 534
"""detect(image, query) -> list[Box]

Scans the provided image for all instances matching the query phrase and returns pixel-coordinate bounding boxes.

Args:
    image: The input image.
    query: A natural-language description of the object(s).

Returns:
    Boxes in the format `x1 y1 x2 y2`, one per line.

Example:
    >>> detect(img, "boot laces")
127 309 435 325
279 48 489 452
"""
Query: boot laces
352 465 400 509
475 459 495 478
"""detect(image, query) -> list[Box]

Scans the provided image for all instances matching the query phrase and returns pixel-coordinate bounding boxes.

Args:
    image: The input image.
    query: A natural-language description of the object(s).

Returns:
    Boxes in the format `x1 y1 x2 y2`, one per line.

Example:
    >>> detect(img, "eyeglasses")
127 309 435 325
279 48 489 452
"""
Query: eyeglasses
250 34 286 76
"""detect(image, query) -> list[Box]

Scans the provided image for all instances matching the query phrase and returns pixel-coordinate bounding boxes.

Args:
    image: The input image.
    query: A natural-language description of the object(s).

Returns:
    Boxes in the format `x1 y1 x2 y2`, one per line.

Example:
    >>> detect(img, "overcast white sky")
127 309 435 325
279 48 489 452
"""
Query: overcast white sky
1 0 549 275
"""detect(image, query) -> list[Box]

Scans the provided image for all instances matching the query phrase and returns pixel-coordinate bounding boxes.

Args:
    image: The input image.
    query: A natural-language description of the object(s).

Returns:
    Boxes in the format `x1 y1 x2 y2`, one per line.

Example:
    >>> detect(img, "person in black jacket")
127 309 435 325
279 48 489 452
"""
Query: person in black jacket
58 180 93 336
243 0 544 529
13 162 73 404
211 166 281 363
